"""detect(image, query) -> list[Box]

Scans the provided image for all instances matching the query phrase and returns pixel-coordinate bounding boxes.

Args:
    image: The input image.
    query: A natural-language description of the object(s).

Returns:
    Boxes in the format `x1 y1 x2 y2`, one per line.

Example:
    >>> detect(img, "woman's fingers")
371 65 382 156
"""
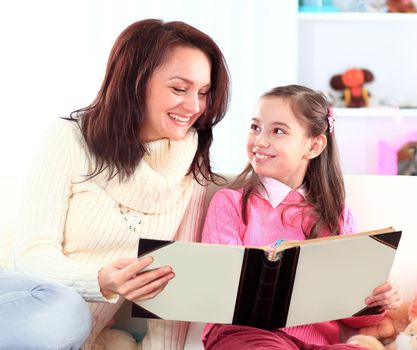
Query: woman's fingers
125 273 175 301
121 256 155 279
111 257 139 269
98 256 174 300
118 266 174 297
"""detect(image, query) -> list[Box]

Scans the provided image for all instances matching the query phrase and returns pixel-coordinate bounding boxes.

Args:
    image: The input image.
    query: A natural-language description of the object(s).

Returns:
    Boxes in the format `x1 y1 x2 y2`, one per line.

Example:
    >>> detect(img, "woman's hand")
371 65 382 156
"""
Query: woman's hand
98 256 175 301
365 280 403 310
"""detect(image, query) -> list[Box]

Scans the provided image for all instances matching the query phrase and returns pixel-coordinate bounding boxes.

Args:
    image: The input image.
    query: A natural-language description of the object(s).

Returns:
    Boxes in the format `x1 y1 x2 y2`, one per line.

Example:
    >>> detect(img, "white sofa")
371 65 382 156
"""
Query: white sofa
1 175 416 349
183 174 417 349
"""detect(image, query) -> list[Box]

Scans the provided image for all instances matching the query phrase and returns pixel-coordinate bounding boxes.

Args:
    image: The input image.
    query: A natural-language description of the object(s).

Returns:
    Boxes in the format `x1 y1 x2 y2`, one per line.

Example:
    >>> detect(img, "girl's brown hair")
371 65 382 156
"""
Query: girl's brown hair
69 19 230 182
233 85 344 238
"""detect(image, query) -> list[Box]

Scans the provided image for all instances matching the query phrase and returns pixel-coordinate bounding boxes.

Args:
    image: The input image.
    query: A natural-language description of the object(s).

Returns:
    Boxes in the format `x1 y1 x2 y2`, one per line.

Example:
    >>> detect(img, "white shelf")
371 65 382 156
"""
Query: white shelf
334 107 417 118
297 13 417 106
298 12 417 22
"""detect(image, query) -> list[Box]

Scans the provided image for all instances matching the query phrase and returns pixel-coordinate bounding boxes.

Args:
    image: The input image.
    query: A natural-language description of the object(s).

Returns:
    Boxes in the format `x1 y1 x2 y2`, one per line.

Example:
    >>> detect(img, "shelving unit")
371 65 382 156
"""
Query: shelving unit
299 12 417 22
297 11 417 174
297 12 417 108
334 107 417 118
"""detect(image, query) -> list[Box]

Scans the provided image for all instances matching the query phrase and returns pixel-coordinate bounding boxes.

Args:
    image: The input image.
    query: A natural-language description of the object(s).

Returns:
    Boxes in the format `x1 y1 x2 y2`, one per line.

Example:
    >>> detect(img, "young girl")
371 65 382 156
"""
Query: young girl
201 85 402 350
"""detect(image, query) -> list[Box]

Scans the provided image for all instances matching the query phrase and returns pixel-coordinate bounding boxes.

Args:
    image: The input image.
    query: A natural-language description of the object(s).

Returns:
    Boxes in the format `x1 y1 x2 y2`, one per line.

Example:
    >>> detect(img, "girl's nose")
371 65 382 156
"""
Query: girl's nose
254 133 269 148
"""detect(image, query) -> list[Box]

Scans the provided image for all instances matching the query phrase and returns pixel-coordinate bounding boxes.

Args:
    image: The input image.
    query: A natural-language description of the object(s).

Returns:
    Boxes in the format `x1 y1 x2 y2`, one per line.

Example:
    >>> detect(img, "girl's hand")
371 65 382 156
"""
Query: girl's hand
98 256 175 301
365 280 403 310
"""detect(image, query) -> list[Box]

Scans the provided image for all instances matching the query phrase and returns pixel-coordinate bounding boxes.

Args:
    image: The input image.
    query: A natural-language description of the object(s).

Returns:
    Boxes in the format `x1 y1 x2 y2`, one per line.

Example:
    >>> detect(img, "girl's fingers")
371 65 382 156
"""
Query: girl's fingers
372 281 393 295
366 282 402 309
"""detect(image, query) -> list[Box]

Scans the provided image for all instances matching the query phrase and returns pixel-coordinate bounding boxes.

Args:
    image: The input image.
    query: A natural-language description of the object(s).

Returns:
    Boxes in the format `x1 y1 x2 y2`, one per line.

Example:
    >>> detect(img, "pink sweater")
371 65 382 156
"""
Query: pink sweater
201 179 383 346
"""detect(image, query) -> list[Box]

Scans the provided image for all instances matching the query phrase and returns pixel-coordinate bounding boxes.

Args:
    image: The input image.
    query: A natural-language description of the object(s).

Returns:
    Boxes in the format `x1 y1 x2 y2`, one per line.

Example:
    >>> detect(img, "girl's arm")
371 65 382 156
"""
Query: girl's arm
201 189 246 246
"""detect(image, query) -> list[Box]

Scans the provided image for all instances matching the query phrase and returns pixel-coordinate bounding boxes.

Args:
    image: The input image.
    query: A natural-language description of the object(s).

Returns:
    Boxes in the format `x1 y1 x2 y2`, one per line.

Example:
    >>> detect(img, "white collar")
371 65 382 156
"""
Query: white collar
258 176 306 208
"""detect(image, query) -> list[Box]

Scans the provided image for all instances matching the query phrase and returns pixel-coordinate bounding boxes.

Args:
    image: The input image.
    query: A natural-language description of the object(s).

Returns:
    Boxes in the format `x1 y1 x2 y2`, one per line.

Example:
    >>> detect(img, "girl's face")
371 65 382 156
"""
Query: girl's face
141 46 211 142
247 96 315 189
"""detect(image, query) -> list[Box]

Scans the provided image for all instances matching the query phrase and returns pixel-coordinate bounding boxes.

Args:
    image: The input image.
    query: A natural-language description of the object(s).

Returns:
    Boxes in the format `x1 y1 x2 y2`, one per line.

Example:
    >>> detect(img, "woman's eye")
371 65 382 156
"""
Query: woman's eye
198 91 209 96
173 87 186 94
273 128 284 135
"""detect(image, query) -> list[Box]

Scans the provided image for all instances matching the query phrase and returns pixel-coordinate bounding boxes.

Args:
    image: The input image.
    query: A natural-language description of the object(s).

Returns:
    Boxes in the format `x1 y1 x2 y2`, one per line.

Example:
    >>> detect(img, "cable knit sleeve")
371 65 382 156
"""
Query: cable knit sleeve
201 189 245 246
15 119 108 301
141 181 207 350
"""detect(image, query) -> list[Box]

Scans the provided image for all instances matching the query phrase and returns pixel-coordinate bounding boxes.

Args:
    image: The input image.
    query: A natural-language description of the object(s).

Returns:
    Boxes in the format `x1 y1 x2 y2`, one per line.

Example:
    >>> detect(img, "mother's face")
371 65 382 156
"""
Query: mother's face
141 46 212 142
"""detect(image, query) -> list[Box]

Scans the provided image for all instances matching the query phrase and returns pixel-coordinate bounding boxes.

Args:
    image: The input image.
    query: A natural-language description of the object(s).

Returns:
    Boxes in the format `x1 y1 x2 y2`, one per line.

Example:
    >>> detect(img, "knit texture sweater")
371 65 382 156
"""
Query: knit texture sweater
16 119 207 350
202 178 383 346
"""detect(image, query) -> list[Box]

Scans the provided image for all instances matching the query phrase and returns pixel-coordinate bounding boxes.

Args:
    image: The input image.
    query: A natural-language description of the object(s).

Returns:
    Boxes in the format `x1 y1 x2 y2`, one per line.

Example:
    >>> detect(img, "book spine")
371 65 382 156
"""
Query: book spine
232 249 264 326
270 246 300 328
249 255 282 329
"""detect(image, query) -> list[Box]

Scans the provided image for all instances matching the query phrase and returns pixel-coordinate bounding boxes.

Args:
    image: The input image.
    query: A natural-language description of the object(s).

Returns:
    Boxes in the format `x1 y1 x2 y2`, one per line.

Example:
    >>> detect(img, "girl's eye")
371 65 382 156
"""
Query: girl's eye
198 91 209 97
273 128 284 135
250 124 260 132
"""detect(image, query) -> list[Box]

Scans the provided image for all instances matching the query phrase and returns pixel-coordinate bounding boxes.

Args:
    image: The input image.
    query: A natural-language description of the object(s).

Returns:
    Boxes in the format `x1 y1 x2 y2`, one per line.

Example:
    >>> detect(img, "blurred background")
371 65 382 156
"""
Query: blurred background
1 0 416 178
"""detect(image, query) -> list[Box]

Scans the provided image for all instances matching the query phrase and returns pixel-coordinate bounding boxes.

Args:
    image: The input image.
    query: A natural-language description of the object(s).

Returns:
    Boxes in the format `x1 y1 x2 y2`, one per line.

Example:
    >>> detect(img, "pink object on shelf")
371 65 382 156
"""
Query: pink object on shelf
378 131 417 174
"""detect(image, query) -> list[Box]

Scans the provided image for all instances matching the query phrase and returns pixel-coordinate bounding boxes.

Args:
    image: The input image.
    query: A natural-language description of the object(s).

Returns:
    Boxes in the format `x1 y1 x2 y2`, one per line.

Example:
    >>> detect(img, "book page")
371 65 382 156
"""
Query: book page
135 241 245 323
285 234 396 326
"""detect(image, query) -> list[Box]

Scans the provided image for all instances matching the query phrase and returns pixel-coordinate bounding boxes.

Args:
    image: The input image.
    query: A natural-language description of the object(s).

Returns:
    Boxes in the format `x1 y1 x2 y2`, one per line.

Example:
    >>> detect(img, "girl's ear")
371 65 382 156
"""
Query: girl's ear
305 134 327 159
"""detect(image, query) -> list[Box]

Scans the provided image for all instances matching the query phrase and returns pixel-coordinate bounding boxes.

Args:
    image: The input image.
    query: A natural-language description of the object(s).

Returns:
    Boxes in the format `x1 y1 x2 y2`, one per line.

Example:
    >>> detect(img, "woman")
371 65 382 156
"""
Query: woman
16 19 230 349
0 270 91 350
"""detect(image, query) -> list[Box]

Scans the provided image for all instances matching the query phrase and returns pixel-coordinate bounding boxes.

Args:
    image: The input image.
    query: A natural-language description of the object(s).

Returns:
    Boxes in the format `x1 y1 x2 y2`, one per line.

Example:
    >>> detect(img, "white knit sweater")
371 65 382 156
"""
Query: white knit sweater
16 119 207 350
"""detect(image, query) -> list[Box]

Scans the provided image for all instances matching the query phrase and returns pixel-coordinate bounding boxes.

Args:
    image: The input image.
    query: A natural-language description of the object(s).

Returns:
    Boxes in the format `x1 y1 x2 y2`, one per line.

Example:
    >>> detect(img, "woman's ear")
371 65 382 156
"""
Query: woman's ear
305 134 327 160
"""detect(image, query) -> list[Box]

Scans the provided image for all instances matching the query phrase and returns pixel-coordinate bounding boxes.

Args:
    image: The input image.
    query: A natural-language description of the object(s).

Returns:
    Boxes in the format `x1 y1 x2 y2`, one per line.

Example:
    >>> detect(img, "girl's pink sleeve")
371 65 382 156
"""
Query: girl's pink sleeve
201 189 245 246
341 312 386 329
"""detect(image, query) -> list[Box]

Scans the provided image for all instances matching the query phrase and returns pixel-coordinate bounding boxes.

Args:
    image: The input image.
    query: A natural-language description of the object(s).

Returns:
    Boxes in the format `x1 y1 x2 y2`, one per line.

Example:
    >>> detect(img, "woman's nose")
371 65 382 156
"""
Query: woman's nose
183 93 200 114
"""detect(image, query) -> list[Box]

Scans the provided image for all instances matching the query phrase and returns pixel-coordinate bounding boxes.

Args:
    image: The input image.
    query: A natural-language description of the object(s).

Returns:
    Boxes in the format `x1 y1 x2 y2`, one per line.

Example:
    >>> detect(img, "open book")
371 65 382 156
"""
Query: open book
132 227 401 329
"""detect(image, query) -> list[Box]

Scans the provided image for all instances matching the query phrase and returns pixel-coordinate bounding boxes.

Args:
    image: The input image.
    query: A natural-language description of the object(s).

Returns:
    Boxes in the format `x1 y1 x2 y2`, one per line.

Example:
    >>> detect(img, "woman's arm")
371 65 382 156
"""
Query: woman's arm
16 120 109 301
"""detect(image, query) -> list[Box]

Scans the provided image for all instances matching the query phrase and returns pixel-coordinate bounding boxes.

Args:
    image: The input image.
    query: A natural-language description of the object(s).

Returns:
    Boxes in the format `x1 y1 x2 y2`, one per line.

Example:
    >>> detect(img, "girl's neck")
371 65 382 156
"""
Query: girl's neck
262 175 303 190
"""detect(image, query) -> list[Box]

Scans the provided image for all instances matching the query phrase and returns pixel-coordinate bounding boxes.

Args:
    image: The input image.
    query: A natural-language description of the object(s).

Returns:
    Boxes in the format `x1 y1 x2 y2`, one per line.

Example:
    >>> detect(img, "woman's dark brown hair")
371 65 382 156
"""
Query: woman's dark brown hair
233 85 345 238
69 19 230 182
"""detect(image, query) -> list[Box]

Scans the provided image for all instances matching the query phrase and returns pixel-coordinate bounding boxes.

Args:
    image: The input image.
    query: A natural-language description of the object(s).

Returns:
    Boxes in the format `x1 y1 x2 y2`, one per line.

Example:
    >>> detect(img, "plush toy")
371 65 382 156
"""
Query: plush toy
387 0 417 13
349 318 417 350
347 296 417 350
358 300 412 343
330 68 374 108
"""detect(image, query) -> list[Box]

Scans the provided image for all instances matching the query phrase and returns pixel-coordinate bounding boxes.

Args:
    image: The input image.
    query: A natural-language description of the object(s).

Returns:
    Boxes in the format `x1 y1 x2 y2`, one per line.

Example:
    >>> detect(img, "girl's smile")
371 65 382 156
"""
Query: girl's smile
247 96 313 188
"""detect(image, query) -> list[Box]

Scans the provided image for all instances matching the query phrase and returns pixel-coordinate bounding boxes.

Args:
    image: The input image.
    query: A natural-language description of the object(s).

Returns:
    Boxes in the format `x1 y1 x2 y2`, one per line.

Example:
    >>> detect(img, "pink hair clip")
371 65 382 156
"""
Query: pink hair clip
327 107 336 133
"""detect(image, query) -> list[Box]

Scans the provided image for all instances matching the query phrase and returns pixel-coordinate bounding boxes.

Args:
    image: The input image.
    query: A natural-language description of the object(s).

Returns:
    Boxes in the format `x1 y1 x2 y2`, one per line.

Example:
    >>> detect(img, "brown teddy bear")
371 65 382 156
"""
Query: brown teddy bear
387 0 417 13
347 296 417 349
330 68 374 108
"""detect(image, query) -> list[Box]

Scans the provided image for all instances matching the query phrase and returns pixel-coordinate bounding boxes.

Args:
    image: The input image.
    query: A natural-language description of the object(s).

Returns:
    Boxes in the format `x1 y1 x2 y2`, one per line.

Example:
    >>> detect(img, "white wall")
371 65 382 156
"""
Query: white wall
0 0 298 178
